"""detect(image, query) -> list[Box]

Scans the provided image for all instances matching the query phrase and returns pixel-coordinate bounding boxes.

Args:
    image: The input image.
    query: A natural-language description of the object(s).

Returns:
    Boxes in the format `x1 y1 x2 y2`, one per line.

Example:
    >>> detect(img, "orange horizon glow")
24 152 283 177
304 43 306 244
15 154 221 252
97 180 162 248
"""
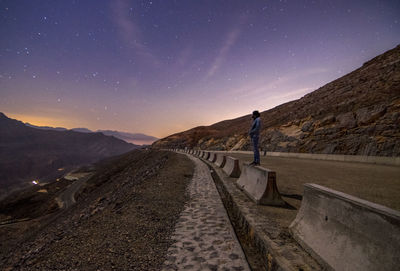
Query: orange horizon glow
4 111 216 138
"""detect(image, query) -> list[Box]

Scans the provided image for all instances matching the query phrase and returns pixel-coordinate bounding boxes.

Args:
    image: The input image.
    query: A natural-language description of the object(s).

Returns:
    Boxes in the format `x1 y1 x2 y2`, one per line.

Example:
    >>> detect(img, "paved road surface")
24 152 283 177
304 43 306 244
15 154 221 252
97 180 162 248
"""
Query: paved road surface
227 153 400 211
58 173 92 209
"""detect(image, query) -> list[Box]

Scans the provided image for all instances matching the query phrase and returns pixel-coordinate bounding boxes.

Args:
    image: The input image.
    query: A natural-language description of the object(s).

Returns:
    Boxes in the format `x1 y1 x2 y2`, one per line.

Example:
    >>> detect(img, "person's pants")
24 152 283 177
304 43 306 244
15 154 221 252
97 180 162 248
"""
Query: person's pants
252 136 260 163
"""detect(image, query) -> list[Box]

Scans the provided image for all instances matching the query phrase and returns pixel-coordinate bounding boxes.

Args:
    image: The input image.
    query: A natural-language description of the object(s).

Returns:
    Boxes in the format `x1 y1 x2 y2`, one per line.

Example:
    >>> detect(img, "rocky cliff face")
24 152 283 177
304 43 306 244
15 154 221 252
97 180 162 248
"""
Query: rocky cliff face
153 45 400 156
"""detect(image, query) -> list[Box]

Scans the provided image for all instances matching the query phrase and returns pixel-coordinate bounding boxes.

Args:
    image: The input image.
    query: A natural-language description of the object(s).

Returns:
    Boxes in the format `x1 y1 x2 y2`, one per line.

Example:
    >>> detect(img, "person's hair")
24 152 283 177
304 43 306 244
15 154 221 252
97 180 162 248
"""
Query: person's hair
252 110 260 118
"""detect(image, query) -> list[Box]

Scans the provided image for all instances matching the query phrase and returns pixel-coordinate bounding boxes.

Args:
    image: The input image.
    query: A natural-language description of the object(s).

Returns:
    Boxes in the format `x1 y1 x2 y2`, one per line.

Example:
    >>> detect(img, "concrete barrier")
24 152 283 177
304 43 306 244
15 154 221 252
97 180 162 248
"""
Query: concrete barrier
208 153 217 162
289 183 400 271
237 163 285 206
200 151 205 158
222 156 241 178
203 150 400 166
215 154 226 168
266 152 400 166
204 152 210 160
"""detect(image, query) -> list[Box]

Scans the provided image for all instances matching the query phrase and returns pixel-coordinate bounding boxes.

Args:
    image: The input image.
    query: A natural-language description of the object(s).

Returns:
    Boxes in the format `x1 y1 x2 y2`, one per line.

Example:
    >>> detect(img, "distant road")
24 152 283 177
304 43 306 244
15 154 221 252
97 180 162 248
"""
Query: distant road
58 174 92 209
225 153 400 211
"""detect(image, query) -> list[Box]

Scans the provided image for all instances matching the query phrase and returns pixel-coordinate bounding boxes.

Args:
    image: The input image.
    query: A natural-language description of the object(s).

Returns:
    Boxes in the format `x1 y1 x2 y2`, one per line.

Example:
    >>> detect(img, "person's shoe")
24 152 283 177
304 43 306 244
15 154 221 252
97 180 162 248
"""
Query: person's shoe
249 161 256 166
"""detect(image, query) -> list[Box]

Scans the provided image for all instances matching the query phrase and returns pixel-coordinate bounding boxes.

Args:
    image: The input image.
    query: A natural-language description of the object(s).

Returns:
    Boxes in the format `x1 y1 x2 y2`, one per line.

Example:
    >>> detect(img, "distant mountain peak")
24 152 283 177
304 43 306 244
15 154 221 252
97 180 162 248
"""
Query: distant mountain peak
0 113 139 199
71 128 92 133
16 120 158 145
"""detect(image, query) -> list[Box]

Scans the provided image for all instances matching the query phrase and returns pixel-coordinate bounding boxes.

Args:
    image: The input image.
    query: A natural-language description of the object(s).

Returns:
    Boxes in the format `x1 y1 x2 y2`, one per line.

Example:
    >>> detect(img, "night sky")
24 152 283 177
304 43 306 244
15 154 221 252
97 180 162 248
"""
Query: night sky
1 1 399 137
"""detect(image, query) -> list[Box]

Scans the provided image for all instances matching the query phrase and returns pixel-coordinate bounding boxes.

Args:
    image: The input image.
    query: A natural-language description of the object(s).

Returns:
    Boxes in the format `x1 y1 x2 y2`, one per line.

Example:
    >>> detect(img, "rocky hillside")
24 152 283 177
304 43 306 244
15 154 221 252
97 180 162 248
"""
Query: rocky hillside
153 45 400 157
0 150 194 270
0 113 138 198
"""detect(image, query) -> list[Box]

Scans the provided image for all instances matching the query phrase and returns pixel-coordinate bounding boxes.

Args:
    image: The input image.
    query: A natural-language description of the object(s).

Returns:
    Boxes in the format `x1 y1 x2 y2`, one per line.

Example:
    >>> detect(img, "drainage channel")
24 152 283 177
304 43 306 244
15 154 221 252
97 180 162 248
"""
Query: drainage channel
204 161 266 271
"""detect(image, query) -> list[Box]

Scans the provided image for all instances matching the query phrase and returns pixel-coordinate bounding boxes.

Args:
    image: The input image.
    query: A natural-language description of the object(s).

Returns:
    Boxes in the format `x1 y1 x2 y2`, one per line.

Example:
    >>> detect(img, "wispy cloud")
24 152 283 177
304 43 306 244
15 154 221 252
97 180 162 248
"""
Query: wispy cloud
111 0 159 67
231 68 329 98
269 87 314 102
206 15 247 78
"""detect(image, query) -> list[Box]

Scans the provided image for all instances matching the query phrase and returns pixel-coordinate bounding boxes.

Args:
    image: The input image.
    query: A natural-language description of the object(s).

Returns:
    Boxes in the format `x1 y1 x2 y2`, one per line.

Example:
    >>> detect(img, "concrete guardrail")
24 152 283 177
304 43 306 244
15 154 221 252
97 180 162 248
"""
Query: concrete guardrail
266 152 400 166
204 152 210 160
222 156 241 178
197 150 399 166
289 183 400 271
215 154 226 168
237 163 285 206
208 153 217 163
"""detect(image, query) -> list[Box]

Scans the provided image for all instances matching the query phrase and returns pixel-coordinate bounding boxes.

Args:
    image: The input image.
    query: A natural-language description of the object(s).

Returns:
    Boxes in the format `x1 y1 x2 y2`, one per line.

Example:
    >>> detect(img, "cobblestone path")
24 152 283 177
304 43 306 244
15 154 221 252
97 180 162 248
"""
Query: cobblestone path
162 155 250 271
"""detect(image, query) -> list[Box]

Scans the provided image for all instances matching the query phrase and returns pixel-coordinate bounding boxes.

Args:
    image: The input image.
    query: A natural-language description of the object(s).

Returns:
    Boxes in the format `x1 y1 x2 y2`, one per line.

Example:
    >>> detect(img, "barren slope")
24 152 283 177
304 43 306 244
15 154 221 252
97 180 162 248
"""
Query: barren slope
0 150 194 270
154 45 400 156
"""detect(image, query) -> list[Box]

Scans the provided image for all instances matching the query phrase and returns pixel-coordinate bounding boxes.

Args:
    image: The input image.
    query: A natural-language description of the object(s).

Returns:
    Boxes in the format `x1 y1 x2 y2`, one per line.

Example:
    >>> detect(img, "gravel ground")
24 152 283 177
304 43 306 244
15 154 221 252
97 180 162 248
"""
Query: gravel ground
1 150 194 271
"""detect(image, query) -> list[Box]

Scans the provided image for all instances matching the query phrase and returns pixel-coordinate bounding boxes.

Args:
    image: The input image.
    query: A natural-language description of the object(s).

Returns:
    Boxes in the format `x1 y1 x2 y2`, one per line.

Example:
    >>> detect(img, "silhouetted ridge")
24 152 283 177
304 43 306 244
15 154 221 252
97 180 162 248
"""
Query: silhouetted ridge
0 113 138 198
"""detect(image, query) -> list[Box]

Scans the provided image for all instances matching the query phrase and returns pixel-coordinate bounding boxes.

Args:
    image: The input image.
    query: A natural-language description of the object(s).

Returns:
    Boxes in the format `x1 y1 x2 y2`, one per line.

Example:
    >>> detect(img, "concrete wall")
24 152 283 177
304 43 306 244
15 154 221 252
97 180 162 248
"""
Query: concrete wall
222 156 241 178
289 183 400 271
237 163 285 206
215 154 226 168
203 150 400 166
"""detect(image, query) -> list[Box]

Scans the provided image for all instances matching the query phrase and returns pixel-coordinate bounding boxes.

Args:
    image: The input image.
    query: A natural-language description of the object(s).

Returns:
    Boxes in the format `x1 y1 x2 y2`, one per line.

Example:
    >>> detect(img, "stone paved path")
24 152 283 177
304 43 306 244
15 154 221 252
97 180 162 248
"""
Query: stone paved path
162 154 250 271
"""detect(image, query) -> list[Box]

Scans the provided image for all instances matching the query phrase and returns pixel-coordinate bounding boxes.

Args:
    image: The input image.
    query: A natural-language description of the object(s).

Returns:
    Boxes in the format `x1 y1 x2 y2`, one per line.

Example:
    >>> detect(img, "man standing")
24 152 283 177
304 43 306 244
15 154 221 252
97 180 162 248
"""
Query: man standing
249 110 261 166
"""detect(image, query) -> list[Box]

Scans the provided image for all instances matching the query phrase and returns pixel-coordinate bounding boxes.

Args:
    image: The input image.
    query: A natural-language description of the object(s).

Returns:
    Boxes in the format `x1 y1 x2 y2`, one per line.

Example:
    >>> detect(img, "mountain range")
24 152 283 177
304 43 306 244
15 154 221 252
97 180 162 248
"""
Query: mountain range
25 123 158 145
153 45 400 157
0 113 138 199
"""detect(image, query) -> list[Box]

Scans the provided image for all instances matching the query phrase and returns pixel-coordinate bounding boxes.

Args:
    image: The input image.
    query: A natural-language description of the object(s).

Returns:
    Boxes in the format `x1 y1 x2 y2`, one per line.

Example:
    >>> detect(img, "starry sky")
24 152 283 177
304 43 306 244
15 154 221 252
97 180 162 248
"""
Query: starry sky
1 0 399 138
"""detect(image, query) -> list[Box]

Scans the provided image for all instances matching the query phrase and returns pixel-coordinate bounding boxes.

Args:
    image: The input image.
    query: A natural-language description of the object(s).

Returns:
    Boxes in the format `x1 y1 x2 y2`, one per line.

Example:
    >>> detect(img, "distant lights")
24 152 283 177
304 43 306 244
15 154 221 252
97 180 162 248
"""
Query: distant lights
32 180 39 185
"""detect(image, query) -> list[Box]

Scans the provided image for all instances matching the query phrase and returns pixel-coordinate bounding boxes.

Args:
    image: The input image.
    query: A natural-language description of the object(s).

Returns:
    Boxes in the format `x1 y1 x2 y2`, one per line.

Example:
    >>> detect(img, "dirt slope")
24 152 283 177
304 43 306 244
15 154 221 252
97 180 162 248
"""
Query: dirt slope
0 150 194 270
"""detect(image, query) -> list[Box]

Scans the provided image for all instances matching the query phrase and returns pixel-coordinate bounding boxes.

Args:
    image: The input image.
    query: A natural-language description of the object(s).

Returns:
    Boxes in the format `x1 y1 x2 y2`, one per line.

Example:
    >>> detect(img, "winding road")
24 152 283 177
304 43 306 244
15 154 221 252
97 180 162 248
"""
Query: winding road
58 173 93 209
